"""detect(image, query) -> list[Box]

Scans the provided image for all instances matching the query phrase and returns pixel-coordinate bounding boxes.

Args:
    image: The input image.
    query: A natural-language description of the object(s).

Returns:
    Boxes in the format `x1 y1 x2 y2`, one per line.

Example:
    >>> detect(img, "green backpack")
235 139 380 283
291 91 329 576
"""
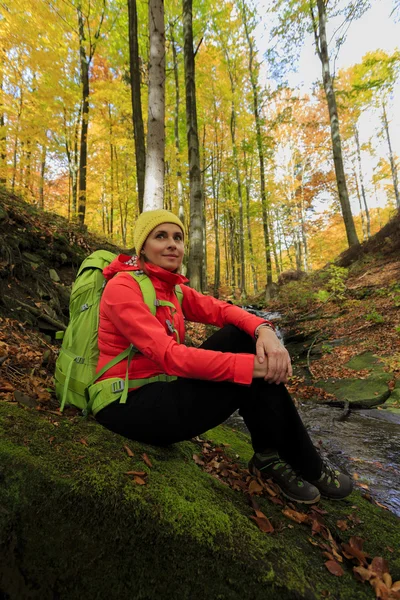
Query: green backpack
54 250 183 415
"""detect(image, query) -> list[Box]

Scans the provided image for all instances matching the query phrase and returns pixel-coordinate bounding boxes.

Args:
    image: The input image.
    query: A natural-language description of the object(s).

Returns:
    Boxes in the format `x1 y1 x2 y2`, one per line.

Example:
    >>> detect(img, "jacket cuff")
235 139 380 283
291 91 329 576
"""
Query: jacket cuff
233 354 254 385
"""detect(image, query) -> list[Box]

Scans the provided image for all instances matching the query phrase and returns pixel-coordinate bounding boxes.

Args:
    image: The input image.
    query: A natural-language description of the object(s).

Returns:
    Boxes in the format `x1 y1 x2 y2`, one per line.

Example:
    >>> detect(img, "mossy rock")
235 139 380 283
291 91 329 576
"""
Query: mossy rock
381 380 400 415
315 377 391 408
345 352 386 373
0 403 399 600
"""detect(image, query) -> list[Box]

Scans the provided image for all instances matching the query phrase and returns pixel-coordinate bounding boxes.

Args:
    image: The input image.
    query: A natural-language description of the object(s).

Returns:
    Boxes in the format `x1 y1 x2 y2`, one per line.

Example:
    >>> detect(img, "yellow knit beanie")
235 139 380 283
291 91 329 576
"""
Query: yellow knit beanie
133 209 185 256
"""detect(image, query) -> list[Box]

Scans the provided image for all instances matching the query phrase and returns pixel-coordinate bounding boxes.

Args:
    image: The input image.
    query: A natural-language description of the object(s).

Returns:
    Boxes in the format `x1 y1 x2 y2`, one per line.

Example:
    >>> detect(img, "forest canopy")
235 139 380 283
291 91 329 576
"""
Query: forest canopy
0 0 399 297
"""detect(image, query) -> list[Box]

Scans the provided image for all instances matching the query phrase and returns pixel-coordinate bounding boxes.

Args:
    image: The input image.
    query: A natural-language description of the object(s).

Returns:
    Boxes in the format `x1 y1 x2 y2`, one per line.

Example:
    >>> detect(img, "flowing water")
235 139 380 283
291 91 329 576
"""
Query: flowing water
228 308 400 517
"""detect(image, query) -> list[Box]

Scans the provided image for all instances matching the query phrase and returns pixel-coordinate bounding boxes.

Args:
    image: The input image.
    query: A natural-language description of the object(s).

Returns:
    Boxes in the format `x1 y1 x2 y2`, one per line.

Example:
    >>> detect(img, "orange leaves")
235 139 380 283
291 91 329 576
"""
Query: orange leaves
123 445 134 457
142 453 153 468
282 508 310 524
325 560 344 577
249 514 274 534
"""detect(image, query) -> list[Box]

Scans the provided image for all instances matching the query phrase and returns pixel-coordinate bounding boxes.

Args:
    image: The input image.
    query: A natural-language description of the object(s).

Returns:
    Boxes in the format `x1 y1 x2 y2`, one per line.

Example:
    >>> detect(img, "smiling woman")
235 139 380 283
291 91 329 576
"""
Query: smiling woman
91 208 353 505
140 223 184 272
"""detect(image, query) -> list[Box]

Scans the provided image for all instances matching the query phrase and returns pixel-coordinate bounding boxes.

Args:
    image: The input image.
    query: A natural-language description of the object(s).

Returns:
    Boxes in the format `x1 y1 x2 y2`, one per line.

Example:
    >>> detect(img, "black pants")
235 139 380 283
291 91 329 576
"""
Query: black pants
96 325 323 480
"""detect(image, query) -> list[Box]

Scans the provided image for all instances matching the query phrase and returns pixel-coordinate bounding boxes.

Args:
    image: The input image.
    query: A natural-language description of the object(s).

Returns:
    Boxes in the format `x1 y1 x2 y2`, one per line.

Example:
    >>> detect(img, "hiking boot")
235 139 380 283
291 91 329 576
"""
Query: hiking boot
310 460 353 500
249 453 320 504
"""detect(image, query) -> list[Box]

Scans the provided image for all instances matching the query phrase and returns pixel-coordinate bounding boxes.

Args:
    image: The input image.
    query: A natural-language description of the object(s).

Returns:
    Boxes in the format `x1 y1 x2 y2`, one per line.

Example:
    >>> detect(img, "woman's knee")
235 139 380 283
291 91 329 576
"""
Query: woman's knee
200 324 255 354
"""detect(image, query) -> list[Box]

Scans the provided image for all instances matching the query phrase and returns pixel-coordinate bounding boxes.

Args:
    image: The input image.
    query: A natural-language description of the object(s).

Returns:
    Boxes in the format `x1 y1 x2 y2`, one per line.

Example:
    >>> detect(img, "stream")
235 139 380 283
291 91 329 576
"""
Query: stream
226 308 400 518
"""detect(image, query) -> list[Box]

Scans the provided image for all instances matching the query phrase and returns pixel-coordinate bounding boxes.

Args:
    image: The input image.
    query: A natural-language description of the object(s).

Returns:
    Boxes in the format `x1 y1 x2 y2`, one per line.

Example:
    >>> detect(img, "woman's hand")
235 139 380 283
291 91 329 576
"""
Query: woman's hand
252 328 292 384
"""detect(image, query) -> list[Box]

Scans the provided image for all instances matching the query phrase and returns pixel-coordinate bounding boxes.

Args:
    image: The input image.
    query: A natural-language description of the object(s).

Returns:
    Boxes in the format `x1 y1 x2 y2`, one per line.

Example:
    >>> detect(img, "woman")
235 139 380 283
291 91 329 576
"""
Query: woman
94 209 352 504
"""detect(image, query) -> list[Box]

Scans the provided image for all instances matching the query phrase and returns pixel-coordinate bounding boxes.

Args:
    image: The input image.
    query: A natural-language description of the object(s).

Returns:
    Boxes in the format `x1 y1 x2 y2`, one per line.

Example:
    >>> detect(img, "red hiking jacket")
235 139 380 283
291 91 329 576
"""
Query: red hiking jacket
97 255 269 387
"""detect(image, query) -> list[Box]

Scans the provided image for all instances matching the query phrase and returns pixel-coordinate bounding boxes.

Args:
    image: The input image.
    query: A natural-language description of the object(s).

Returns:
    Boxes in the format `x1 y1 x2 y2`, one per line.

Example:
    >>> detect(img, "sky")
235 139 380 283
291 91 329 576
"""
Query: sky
254 0 400 214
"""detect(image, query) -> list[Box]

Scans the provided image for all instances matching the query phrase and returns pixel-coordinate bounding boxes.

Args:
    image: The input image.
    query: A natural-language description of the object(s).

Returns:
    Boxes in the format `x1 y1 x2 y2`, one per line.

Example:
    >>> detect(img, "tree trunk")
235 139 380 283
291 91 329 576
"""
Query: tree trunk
241 4 272 286
127 0 146 212
382 102 400 209
0 66 6 187
39 143 46 209
354 126 370 238
169 22 185 226
312 0 359 248
223 50 246 298
354 167 367 240
211 151 220 298
143 0 165 211
183 0 203 291
243 148 258 293
77 6 90 225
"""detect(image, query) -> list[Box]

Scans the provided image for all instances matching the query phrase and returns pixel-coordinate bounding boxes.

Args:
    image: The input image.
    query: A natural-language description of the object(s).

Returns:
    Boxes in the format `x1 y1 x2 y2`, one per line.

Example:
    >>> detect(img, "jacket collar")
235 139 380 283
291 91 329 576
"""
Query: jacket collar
143 260 189 287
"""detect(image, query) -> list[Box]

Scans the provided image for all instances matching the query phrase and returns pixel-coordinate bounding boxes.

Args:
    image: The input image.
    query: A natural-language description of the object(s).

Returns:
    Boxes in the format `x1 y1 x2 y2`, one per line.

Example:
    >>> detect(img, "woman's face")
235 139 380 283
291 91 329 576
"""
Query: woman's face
141 223 184 271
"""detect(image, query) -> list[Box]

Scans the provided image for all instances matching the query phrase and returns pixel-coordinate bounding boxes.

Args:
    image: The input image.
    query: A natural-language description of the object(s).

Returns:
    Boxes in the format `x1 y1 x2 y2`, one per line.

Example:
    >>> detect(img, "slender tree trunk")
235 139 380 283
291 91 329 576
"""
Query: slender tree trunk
183 0 203 291
243 148 258 293
223 52 246 298
127 0 145 212
143 0 165 211
169 22 185 226
354 167 367 240
240 2 273 286
0 67 6 186
354 126 370 237
77 7 90 225
382 102 400 209
201 125 207 290
39 143 46 209
211 151 220 298
311 0 359 247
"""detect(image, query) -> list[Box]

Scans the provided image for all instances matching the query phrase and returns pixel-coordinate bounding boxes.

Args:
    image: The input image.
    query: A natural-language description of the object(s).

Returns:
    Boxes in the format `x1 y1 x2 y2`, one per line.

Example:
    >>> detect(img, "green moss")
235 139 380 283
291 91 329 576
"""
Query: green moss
345 352 386 373
0 403 399 600
315 376 391 407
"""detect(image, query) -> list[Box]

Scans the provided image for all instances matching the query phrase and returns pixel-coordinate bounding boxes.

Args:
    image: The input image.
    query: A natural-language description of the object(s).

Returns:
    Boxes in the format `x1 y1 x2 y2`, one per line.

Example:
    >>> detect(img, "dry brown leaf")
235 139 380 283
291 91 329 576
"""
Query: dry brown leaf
193 454 205 466
282 508 309 524
353 566 372 582
383 573 392 589
392 582 400 592
325 560 344 577
248 479 264 495
79 438 88 447
370 577 389 600
142 453 153 468
249 515 274 534
124 445 134 457
125 471 146 477
370 557 389 578
133 476 146 485
337 519 349 531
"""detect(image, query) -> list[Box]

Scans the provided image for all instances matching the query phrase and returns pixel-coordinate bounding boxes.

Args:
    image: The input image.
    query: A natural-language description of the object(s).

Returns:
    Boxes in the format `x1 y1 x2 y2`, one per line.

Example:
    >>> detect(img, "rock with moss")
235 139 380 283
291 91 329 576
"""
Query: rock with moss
0 403 399 599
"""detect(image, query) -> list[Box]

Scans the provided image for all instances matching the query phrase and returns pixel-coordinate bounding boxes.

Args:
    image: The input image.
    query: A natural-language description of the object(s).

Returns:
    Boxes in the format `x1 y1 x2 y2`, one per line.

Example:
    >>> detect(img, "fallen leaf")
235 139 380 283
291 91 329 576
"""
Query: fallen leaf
370 577 389 600
133 476 146 485
248 479 264 495
382 573 392 589
392 581 400 592
337 520 349 531
125 471 146 477
193 454 205 466
124 445 134 457
353 566 372 582
282 508 309 524
370 557 389 578
48 436 55 444
142 453 153 468
79 438 88 447
249 515 274 534
325 560 344 577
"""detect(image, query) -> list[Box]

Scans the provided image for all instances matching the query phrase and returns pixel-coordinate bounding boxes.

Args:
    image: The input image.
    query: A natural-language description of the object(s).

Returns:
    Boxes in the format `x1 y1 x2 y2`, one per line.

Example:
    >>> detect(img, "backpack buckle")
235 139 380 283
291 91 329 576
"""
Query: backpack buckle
154 299 160 307
112 380 124 393
74 356 85 364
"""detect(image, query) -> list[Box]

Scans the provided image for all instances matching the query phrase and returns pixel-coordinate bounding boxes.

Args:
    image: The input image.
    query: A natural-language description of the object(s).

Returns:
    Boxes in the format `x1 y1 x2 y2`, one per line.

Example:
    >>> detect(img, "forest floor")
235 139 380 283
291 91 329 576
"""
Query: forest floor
1 193 400 599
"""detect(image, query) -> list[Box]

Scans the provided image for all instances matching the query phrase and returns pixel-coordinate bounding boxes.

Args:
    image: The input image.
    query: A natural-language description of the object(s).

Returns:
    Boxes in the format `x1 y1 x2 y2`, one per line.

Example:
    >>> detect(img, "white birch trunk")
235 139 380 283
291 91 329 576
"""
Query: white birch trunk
143 0 165 212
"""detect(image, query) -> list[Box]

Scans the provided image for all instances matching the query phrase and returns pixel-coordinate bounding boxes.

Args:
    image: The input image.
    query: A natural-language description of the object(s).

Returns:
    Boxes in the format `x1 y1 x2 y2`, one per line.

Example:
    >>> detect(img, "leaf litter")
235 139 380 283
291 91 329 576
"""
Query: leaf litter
191 435 400 596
